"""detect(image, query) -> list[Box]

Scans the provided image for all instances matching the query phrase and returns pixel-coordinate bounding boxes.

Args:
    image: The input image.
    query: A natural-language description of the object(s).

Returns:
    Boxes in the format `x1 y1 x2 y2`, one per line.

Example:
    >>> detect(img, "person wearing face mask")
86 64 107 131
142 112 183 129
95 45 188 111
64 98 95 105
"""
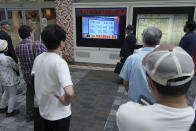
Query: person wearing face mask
32 24 74 131
16 25 47 122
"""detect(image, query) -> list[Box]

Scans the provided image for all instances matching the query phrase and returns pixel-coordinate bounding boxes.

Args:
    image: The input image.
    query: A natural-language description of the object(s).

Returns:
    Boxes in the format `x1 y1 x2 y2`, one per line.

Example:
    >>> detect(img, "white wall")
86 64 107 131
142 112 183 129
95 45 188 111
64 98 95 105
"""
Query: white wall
72 1 196 64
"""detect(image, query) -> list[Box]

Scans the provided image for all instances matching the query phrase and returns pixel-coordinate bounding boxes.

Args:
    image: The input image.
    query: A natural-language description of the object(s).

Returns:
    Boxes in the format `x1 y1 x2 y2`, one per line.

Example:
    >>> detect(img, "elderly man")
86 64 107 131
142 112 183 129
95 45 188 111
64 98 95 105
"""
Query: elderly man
117 44 195 131
0 20 17 63
120 27 162 103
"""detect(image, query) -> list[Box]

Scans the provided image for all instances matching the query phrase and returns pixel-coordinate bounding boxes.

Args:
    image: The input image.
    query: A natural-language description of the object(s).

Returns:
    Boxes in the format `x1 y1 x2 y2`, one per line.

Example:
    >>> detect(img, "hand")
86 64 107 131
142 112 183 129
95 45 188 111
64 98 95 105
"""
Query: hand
55 95 69 106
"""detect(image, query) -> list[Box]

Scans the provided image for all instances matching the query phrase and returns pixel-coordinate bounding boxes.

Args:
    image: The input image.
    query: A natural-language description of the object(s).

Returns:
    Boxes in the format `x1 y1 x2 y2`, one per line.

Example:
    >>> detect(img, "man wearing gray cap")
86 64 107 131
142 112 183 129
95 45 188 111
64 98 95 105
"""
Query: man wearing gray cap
116 44 195 131
0 20 18 63
120 27 162 103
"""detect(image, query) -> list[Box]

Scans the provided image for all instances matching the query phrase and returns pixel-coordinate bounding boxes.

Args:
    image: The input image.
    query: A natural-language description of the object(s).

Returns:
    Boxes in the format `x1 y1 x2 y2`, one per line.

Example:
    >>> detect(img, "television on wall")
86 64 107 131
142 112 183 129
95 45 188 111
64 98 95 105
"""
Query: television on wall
82 16 120 39
76 8 127 48
132 7 195 45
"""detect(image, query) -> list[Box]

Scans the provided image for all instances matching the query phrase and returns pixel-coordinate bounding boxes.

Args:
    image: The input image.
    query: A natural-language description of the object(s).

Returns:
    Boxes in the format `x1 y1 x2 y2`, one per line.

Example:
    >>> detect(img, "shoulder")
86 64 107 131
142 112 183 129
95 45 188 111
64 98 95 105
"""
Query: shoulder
117 102 143 121
56 57 68 67
5 55 14 63
118 101 141 113
34 41 46 48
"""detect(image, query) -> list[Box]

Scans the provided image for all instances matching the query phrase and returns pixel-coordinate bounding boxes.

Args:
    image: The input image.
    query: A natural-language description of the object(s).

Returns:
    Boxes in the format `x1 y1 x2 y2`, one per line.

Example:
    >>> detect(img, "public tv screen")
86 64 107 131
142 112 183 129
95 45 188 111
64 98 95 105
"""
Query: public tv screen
82 16 119 39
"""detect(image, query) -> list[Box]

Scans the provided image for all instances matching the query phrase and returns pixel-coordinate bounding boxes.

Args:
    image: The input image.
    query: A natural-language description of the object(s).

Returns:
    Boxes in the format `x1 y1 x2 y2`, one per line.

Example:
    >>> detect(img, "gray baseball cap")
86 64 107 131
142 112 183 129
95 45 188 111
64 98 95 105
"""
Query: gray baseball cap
0 20 11 26
143 44 194 86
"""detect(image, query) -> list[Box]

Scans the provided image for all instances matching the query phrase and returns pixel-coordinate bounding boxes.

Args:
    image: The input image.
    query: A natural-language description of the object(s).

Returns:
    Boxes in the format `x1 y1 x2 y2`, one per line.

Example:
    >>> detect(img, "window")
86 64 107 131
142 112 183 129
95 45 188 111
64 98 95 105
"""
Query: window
6 0 38 3
0 9 6 21
41 8 56 29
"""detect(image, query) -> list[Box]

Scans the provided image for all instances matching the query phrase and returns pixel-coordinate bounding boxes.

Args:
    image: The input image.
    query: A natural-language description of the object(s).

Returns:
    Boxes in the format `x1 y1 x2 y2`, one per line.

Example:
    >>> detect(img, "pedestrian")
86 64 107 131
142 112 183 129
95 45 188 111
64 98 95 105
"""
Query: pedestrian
179 21 196 106
0 20 18 63
120 27 162 103
16 25 47 122
179 21 196 57
120 25 136 63
32 24 74 131
0 39 19 117
117 44 195 131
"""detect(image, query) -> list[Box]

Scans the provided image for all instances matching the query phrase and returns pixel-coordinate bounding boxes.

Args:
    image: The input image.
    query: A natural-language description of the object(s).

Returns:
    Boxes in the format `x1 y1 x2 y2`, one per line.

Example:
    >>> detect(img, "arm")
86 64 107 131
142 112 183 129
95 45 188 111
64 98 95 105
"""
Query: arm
119 57 132 92
8 57 19 72
56 85 74 106
123 80 129 92
55 60 74 106
35 43 47 56
179 36 189 49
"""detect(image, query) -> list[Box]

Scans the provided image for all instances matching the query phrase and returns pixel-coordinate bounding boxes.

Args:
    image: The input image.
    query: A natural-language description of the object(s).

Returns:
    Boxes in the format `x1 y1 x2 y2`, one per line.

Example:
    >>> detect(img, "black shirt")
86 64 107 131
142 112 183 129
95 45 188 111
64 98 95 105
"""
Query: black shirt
0 30 18 63
120 33 137 59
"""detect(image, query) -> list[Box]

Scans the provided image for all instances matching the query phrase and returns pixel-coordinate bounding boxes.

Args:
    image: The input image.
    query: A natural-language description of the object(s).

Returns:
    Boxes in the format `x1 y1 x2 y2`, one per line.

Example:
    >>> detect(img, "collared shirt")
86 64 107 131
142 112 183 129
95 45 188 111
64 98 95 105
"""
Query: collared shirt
179 31 196 57
0 53 19 86
16 38 47 85
120 47 154 102
0 30 18 63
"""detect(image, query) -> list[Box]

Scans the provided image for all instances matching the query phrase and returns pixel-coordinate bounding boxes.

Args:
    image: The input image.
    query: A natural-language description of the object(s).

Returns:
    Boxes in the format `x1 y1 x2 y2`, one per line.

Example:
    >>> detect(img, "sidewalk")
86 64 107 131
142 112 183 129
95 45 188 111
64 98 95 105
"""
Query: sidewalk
0 67 125 131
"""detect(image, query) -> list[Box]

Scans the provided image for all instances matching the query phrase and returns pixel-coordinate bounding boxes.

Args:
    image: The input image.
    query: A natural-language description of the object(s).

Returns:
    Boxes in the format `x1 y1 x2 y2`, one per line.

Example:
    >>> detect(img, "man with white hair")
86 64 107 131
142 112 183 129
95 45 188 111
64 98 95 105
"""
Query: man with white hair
120 27 162 103
117 44 195 131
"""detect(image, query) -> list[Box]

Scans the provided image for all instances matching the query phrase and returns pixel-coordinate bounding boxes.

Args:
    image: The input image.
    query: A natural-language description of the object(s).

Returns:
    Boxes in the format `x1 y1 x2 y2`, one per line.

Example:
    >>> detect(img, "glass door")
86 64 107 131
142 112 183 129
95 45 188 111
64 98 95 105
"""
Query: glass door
7 10 23 48
25 10 41 41
7 9 41 48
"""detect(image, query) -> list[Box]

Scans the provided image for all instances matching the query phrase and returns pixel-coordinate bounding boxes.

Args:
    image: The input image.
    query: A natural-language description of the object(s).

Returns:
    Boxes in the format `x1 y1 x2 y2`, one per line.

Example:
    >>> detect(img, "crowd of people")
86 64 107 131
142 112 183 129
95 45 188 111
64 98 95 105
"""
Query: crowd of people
0 18 195 131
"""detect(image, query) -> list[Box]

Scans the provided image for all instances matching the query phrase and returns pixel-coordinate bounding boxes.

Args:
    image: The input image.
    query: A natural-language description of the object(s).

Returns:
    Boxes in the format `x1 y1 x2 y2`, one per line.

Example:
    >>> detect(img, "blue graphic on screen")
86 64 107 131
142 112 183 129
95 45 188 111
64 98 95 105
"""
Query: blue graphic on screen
82 16 119 39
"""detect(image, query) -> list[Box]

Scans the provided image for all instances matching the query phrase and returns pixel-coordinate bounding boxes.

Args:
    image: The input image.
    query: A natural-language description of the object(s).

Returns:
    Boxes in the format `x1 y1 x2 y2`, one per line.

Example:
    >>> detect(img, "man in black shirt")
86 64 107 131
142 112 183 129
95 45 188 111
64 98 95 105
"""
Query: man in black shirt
0 20 18 63
120 25 136 63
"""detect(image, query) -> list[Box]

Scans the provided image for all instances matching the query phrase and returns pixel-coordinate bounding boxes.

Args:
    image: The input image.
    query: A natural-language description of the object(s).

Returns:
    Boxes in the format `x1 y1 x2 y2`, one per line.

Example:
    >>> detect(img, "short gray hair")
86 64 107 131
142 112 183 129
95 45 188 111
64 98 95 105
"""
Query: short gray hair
142 27 162 46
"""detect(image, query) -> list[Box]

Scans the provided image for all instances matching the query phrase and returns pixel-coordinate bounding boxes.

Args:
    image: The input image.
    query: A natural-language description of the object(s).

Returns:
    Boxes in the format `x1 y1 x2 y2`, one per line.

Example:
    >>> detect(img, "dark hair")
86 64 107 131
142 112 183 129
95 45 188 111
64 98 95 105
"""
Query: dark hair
41 24 66 50
18 25 32 39
126 25 134 31
185 21 196 32
151 76 192 97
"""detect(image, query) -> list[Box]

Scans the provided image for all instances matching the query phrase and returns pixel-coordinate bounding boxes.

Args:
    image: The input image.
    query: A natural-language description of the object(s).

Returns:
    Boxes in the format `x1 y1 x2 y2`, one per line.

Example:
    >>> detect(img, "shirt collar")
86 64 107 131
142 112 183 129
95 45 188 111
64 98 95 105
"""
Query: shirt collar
185 31 194 36
20 38 33 44
141 47 155 51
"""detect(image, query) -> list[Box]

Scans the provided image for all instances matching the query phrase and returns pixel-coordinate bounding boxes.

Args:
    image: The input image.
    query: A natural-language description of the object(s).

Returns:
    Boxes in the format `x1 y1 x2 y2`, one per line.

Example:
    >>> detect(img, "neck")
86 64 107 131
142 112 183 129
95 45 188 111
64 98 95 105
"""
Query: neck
156 95 188 108
143 43 156 48
47 49 60 55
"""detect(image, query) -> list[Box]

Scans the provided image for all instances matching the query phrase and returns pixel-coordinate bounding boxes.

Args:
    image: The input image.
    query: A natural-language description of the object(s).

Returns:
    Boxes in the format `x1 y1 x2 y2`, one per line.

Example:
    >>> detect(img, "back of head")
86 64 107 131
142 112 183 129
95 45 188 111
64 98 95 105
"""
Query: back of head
18 25 32 39
185 21 196 32
41 24 66 50
126 25 134 31
144 44 194 97
142 27 162 46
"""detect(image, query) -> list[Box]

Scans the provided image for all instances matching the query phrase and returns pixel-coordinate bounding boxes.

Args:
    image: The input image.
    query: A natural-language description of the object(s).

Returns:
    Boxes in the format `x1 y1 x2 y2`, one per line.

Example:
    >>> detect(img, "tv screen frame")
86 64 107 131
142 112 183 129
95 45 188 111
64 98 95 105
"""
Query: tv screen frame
75 8 127 48
132 7 195 36
82 16 120 40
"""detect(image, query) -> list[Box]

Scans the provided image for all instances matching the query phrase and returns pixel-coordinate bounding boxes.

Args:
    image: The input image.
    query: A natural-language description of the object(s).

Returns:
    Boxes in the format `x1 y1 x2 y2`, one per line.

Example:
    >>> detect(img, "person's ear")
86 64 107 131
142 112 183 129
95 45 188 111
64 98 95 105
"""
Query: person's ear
59 40 65 50
147 76 154 92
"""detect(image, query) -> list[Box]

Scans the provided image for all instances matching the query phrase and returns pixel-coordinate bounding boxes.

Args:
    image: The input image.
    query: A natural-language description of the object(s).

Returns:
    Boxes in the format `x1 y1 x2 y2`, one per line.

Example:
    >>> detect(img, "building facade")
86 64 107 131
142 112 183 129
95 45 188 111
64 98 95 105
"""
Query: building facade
1 0 196 64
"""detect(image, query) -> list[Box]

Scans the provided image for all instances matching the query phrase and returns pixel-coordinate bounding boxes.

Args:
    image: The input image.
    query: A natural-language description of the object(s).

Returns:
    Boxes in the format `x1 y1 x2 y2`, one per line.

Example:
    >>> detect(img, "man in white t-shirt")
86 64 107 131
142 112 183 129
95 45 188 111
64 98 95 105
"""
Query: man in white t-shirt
32 24 74 131
116 44 195 131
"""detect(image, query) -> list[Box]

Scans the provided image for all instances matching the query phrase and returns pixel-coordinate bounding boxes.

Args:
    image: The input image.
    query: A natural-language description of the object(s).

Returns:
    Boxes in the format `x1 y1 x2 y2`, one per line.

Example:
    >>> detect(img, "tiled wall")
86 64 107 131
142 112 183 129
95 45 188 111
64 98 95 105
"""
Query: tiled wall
56 0 74 62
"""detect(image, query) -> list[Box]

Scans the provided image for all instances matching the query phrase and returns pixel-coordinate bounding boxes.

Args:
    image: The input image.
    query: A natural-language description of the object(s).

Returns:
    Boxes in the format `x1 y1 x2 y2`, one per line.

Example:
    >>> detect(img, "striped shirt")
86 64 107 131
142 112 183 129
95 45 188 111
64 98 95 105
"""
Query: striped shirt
16 38 47 85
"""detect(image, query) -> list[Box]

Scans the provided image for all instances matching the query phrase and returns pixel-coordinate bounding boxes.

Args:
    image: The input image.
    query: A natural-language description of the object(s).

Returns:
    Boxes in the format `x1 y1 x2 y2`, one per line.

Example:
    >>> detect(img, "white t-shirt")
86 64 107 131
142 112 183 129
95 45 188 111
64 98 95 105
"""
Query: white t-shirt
32 52 73 121
116 101 195 131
